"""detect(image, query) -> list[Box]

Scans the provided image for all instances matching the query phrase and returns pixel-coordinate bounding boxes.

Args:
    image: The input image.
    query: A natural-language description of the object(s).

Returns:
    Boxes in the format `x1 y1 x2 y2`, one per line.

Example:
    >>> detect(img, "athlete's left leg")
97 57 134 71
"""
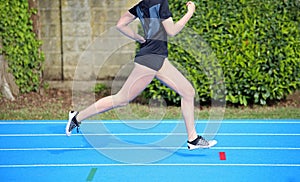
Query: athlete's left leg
76 63 157 122
66 63 157 136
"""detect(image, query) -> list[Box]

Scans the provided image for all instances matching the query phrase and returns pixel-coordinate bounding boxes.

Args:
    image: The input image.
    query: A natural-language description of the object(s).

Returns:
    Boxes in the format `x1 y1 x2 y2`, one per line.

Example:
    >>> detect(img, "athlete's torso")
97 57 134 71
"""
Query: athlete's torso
129 0 172 57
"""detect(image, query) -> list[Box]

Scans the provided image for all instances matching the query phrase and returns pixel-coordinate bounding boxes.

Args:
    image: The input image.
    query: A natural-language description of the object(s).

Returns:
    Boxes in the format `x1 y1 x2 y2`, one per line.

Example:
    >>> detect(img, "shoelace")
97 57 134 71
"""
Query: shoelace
196 136 209 146
69 120 80 133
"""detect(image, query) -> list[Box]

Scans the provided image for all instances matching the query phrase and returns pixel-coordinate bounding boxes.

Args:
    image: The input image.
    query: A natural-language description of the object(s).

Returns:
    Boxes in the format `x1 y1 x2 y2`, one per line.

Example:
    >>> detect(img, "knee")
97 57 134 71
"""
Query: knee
183 85 195 100
112 93 129 107
189 87 196 98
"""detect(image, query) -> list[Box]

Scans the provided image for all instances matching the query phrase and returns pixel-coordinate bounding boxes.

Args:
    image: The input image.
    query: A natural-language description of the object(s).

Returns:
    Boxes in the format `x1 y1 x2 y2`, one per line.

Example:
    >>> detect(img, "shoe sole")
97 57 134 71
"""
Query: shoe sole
65 111 77 136
188 140 217 150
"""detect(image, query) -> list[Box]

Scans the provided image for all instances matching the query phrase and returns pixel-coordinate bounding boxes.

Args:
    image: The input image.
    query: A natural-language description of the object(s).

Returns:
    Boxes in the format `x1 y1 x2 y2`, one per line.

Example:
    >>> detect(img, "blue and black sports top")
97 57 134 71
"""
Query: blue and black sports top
129 0 173 70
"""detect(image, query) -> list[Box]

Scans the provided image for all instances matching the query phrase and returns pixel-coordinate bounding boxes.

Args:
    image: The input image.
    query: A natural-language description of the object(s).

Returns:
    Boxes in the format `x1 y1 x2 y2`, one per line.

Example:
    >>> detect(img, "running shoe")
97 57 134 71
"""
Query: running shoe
65 111 80 136
187 135 217 150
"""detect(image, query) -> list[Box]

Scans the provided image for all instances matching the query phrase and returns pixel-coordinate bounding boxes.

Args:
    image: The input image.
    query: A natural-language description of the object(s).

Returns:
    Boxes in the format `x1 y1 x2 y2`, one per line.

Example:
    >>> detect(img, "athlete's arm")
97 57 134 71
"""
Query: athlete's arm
162 1 195 37
116 11 146 43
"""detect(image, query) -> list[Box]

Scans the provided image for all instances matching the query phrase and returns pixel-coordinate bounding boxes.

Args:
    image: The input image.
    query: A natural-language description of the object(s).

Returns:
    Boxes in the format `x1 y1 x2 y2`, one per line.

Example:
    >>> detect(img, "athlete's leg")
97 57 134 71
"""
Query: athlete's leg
156 59 198 141
76 63 156 122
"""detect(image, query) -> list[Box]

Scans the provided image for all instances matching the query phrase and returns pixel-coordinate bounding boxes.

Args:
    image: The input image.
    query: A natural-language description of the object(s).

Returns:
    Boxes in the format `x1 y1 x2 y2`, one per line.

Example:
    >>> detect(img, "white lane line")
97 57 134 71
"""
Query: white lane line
0 133 300 137
0 163 299 168
1 147 300 151
0 120 300 125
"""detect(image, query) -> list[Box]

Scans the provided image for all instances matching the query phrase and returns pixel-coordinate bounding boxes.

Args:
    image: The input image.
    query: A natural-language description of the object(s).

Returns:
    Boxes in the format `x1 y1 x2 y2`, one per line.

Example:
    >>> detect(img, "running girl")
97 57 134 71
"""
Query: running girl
66 0 217 150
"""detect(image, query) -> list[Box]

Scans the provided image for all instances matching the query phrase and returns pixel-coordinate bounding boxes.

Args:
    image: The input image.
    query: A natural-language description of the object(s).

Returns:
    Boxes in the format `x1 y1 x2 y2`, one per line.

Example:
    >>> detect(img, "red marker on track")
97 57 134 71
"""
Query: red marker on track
219 152 226 160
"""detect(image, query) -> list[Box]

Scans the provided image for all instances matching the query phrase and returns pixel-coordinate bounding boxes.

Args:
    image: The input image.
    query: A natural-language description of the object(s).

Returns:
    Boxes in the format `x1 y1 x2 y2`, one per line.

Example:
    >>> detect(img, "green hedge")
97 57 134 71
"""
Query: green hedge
142 0 300 106
0 0 44 93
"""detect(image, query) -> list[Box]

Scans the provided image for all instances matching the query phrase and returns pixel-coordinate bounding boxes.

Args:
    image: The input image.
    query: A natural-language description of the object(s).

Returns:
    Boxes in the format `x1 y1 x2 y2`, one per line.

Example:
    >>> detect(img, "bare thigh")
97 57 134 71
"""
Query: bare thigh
156 59 195 98
114 63 157 103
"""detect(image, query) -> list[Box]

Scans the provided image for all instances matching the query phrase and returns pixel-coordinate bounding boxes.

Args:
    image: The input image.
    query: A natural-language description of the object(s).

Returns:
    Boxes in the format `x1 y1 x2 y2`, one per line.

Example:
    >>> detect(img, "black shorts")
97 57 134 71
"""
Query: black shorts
134 54 166 71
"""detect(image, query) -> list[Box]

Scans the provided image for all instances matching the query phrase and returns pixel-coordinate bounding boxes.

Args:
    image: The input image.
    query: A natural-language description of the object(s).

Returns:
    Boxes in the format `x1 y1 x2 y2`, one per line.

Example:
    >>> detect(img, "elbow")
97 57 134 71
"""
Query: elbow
167 32 176 37
116 20 126 31
116 23 123 31
165 29 177 37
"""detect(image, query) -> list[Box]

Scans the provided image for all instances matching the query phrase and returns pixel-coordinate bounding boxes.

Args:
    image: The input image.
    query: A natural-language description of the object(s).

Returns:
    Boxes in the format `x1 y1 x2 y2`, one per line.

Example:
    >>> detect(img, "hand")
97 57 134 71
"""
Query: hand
139 38 146 44
186 1 195 14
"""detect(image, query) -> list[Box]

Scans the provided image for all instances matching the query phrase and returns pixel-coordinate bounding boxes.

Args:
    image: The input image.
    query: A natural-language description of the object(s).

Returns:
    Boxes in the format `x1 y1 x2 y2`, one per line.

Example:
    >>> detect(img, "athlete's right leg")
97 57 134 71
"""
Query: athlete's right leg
76 63 156 122
155 59 217 149
155 59 197 142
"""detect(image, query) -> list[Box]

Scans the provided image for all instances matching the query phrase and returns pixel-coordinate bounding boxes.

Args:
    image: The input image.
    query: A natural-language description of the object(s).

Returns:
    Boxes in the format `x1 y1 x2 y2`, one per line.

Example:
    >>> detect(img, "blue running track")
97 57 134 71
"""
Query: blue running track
0 119 300 182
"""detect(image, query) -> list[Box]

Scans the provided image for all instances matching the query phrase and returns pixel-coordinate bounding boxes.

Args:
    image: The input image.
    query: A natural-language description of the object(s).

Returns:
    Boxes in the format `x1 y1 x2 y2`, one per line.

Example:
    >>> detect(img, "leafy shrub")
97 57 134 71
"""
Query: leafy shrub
142 0 300 106
0 0 44 93
93 83 107 94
